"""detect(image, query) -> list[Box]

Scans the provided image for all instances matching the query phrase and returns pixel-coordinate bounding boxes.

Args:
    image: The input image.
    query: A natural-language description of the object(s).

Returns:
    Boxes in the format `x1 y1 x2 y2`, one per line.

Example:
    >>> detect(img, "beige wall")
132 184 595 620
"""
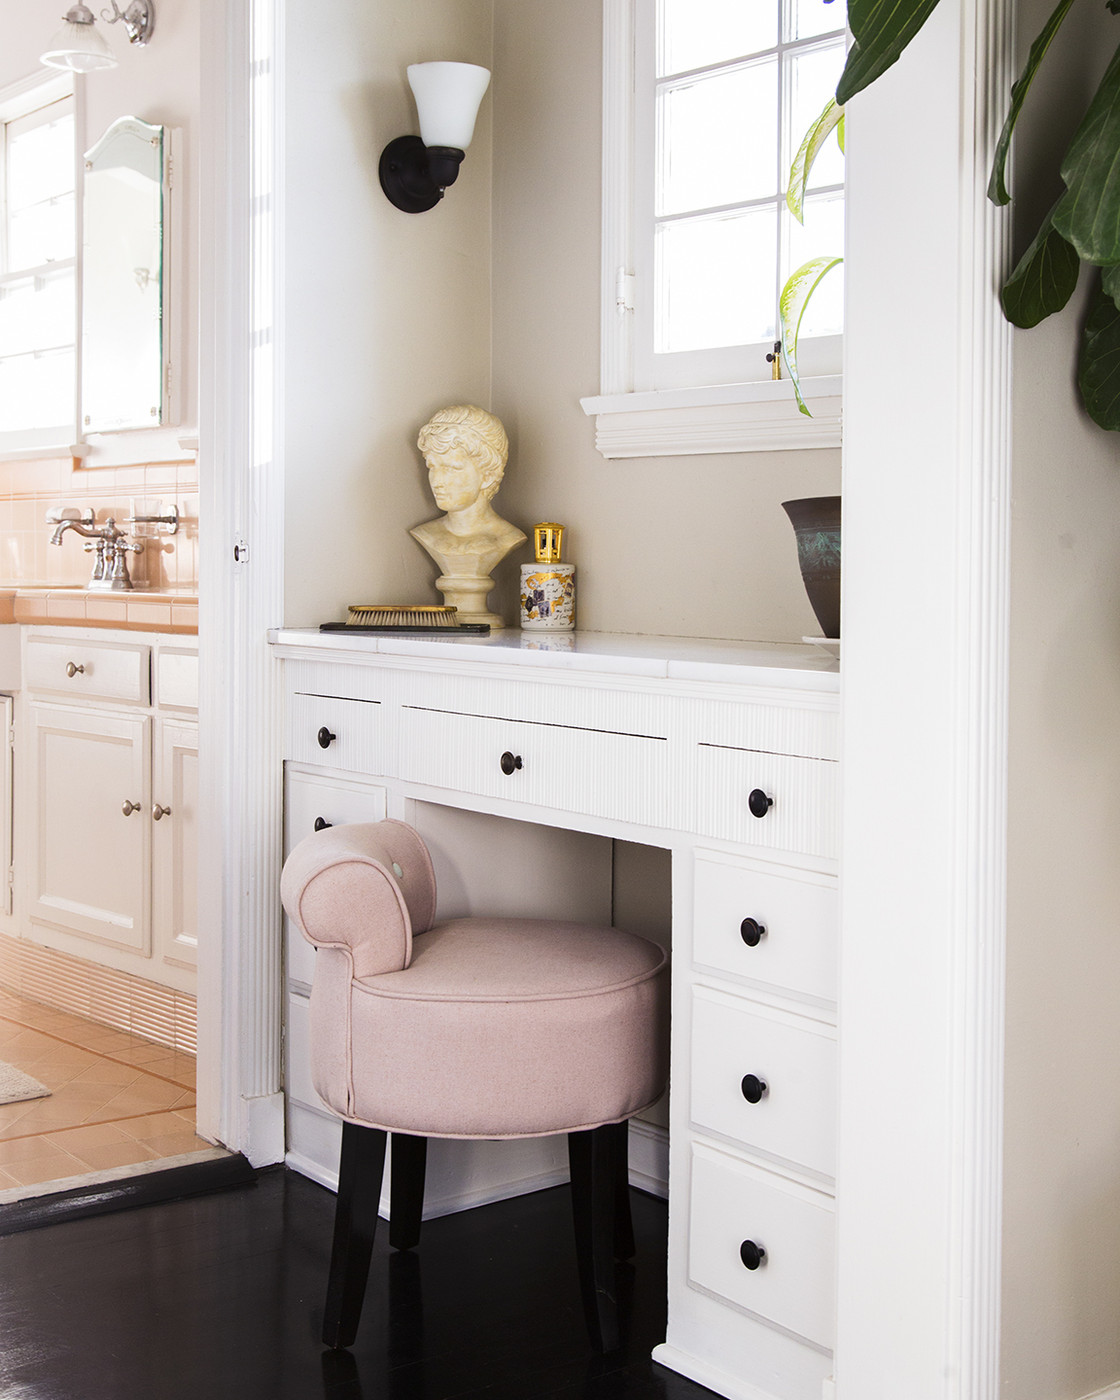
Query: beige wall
282 0 840 640
282 0 494 627
489 0 840 641
1001 3 1120 1394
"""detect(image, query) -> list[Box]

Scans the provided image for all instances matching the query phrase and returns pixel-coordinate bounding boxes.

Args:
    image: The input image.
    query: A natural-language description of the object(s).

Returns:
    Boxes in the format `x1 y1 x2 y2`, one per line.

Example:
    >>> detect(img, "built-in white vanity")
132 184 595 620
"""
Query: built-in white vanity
10 625 199 997
272 626 839 1400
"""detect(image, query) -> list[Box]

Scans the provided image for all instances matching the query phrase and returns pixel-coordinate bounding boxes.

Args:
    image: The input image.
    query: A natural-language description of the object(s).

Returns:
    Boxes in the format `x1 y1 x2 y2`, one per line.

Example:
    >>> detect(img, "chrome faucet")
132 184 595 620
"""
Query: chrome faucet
46 508 144 591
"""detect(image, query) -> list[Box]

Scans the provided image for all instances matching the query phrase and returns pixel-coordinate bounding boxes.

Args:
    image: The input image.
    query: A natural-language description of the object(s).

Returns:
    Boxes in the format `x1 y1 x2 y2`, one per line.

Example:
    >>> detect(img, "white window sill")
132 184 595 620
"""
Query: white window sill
579 376 842 459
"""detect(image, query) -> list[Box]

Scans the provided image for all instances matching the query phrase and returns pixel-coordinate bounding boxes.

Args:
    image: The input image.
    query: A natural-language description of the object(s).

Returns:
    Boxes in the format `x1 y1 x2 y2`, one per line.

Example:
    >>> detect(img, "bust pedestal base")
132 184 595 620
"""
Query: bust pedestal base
435 573 504 629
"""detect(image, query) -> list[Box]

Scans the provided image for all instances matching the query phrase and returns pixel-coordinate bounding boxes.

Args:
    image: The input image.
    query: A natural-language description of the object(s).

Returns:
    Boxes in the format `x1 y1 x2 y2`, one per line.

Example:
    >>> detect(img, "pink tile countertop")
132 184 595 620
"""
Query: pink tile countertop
0 588 198 634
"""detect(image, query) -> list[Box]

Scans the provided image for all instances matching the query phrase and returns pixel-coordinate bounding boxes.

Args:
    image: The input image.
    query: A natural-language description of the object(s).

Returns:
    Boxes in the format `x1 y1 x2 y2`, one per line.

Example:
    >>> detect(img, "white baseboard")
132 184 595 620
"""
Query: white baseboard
652 1343 785 1400
629 1117 668 1198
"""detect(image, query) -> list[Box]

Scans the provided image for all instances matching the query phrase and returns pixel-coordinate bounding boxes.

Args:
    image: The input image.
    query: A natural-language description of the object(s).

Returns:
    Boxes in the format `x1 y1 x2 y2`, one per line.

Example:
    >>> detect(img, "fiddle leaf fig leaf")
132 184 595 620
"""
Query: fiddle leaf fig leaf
1000 198 1080 327
779 256 844 416
1053 39 1120 265
787 98 845 224
987 0 1077 206
1078 279 1120 431
836 0 942 104
1103 261 1120 307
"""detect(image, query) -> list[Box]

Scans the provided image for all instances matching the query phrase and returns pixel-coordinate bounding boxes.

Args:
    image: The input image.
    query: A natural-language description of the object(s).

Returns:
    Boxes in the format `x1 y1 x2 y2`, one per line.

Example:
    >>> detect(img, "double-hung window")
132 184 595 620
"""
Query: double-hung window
0 80 77 455
583 0 847 456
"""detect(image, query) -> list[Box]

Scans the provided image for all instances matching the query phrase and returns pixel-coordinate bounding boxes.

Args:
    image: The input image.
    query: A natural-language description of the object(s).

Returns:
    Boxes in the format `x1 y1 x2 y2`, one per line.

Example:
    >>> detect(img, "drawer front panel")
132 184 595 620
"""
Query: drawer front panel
400 707 671 828
155 648 199 711
695 746 839 858
284 770 388 988
693 852 837 1003
288 693 384 774
690 987 836 1177
689 1143 835 1347
26 637 150 705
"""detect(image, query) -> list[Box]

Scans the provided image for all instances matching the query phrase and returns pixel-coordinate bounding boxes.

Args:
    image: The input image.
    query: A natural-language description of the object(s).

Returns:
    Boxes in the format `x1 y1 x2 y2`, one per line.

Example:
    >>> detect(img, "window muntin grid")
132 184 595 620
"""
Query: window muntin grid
0 94 76 442
645 0 846 374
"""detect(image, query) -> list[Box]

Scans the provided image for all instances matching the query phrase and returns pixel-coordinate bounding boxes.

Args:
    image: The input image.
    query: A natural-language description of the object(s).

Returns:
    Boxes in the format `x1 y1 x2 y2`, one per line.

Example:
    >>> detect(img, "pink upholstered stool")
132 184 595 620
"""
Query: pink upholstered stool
280 819 669 1352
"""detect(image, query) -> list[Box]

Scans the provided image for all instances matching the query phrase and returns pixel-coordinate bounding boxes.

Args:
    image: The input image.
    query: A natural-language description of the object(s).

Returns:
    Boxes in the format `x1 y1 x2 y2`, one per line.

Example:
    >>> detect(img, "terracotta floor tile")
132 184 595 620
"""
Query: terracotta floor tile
118 1110 197 1142
0 1133 78 1165
68 1061 146 1088
123 1131 206 1159
4 1149 87 1187
0 1166 18 1188
72 1140 160 1172
43 1122 137 1153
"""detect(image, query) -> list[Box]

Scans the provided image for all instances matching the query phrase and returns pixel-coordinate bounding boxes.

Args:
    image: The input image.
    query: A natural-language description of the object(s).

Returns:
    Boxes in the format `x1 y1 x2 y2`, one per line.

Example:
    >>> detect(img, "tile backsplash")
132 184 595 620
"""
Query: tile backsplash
0 455 198 592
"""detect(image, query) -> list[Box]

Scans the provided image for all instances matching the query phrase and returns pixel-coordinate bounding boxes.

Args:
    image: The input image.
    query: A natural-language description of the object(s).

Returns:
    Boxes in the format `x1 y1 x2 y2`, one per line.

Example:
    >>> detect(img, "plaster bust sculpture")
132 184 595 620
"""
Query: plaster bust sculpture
411 404 527 628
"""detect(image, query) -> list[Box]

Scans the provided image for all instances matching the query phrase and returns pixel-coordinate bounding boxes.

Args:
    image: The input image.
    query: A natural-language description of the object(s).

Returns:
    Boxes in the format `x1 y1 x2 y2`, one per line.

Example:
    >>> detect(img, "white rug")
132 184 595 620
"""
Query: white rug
0 1061 50 1106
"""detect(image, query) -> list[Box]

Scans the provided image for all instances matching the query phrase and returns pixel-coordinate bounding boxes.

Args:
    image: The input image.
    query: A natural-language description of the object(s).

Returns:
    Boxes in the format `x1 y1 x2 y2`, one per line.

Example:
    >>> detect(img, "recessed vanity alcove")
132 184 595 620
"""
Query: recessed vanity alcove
273 626 839 1400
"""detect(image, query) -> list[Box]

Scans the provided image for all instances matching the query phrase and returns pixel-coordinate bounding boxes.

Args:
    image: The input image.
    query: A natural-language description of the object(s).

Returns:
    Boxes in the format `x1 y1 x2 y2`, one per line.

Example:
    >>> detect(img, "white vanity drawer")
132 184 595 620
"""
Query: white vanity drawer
26 636 150 706
689 1143 835 1347
283 769 388 989
399 706 671 829
690 986 836 1177
693 851 837 1003
694 745 839 859
288 693 385 774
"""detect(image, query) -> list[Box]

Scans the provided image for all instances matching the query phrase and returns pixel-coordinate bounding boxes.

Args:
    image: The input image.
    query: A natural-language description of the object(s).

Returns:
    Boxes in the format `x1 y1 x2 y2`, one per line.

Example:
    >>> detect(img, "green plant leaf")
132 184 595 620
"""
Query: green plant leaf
836 0 942 105
837 113 845 154
779 256 844 416
1000 197 1081 327
1053 39 1120 265
1078 279 1120 430
1103 261 1120 306
987 0 1077 206
787 98 845 224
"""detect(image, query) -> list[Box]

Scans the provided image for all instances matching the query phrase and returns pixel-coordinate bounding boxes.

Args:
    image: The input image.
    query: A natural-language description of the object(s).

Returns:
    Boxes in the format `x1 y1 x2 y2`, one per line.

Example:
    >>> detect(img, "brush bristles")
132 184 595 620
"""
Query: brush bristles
346 605 459 628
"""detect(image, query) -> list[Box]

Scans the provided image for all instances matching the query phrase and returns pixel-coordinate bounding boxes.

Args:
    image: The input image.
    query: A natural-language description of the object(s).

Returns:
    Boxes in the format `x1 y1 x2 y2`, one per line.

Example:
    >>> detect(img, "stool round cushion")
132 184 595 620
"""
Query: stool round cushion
340 916 668 1138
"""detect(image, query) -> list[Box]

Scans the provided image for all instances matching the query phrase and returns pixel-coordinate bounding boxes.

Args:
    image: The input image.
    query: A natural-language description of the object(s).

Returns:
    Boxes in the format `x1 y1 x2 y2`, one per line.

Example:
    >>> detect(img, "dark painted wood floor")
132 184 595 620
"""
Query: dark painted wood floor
0 1168 718 1400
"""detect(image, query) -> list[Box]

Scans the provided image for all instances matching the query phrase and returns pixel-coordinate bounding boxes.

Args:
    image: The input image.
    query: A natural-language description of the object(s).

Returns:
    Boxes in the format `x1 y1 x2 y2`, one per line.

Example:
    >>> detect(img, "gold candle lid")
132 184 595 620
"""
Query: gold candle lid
533 522 564 563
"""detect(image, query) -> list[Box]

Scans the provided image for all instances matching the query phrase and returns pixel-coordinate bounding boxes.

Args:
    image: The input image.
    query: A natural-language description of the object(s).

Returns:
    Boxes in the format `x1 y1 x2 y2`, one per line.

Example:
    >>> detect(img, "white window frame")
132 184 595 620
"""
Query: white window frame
580 0 842 457
0 72 79 459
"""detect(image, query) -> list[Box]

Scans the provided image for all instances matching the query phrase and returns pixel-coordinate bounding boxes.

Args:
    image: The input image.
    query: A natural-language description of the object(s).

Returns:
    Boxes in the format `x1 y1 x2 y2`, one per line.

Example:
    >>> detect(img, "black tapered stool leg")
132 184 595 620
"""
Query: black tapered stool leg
323 1122 388 1349
568 1123 623 1352
389 1132 428 1251
609 1120 635 1261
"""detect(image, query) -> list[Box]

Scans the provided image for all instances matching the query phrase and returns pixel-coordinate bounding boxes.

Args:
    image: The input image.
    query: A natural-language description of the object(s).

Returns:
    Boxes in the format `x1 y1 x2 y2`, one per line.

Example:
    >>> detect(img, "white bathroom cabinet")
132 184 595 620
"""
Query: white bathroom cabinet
272 627 839 1400
21 626 198 993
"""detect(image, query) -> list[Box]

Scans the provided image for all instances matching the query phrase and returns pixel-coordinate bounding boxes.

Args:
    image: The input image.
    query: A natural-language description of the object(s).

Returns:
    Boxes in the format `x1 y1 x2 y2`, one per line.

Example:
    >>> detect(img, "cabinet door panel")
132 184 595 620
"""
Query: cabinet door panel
153 718 198 970
30 703 151 952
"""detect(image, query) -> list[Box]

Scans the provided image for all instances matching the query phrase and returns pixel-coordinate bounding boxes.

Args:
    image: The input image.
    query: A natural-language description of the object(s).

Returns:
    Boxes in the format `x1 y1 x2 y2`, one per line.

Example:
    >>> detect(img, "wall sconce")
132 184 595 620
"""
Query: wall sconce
379 62 491 214
41 1 155 73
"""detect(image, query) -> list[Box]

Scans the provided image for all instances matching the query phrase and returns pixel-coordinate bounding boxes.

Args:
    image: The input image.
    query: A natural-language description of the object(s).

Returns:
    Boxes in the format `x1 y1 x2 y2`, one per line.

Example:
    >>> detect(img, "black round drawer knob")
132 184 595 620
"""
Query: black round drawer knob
313 816 333 832
748 788 774 819
500 751 523 775
740 917 767 946
317 727 337 750
740 1240 767 1271
741 1074 768 1104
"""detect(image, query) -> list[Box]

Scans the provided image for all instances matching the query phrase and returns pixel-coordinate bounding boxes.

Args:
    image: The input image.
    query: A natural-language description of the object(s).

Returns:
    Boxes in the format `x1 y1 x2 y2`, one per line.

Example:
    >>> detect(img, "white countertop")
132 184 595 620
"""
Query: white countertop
269 626 840 691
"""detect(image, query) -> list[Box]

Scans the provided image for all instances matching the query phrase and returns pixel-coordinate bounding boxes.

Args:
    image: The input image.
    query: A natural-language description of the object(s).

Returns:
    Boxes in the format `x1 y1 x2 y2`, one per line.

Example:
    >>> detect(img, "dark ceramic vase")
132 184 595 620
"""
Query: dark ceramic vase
781 496 841 640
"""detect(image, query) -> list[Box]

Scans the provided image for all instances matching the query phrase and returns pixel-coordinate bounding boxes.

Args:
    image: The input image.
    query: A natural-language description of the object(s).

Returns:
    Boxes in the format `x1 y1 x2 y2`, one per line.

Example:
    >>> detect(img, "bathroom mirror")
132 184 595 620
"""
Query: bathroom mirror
81 116 168 434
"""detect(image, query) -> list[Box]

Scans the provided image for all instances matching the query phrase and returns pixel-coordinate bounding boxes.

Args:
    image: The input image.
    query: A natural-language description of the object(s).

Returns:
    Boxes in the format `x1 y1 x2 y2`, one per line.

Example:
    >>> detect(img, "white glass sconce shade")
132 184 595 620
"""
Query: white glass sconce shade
41 4 117 70
407 62 491 151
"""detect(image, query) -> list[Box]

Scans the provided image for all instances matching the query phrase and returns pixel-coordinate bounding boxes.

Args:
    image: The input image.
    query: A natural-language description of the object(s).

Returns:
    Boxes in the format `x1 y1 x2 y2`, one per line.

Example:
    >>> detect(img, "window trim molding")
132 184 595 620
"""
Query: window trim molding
589 0 843 458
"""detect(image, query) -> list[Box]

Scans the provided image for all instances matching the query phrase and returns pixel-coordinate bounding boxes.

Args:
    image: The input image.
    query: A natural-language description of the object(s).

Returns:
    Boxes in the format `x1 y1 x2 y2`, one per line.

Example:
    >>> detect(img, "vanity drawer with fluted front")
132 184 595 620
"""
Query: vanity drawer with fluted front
693 850 837 1004
25 636 150 705
399 706 671 828
690 986 836 1177
688 1142 835 1348
694 744 839 859
288 693 385 774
